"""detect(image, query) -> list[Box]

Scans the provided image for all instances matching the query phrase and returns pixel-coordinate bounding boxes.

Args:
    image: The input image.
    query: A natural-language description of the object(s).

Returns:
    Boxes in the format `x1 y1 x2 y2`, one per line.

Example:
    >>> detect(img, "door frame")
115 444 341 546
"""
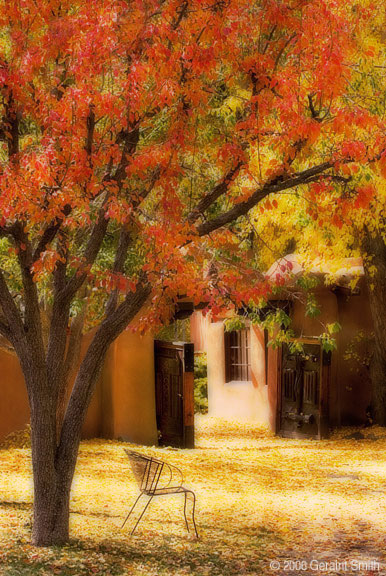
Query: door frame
154 340 195 448
277 337 330 439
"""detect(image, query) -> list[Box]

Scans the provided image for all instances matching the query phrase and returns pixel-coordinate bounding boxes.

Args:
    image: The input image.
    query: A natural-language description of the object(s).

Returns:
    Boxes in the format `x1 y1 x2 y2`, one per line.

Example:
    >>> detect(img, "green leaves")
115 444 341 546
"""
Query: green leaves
224 316 247 332
318 322 342 352
305 293 321 318
327 321 342 335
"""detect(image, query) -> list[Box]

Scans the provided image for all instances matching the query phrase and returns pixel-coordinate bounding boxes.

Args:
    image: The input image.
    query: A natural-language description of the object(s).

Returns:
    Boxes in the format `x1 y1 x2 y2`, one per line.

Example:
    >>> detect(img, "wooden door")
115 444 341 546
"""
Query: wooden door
154 341 194 448
279 341 326 439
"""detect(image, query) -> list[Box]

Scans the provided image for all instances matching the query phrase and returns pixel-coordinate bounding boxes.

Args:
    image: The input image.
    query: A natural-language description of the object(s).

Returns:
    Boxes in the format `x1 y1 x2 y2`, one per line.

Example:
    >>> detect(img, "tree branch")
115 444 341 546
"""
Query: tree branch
4 92 20 158
0 318 11 341
85 104 96 157
56 279 151 468
111 125 140 185
33 204 72 262
197 161 333 236
104 166 161 316
46 233 71 395
105 226 133 316
55 303 87 443
11 225 46 362
0 269 25 345
187 161 243 224
61 204 109 301
33 104 98 263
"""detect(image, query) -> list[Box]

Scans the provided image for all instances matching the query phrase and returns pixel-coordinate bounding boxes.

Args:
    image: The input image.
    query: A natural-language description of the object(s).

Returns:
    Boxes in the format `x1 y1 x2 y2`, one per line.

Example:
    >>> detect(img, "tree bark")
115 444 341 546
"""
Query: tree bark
27 342 110 546
362 227 386 425
31 444 72 546
27 368 68 545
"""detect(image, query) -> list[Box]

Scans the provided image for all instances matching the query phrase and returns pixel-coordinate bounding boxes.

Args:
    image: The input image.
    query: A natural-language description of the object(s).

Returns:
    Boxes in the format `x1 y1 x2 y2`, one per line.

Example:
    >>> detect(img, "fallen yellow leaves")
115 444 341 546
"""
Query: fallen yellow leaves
0 417 385 575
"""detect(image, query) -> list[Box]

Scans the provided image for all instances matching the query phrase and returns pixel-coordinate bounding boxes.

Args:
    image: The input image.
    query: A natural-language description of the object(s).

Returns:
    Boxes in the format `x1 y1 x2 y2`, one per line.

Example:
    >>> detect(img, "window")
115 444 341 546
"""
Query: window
224 328 251 382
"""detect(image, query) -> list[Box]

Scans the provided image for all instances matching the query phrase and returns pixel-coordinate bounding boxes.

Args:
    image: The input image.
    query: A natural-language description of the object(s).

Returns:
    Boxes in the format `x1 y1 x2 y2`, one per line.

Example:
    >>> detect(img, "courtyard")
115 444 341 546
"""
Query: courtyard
0 417 385 575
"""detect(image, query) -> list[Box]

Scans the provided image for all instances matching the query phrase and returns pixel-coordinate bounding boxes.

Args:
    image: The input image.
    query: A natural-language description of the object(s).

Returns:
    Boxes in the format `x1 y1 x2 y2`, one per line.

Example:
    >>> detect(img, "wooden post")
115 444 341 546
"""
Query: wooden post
275 347 282 435
183 343 195 448
320 349 331 439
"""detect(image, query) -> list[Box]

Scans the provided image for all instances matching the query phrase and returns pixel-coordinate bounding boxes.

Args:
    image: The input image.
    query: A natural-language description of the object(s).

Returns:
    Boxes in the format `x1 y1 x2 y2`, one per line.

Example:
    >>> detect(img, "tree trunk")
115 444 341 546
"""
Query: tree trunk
28 395 63 544
25 364 69 545
29 376 91 546
362 227 386 425
32 466 72 546
29 326 115 545
17 282 151 546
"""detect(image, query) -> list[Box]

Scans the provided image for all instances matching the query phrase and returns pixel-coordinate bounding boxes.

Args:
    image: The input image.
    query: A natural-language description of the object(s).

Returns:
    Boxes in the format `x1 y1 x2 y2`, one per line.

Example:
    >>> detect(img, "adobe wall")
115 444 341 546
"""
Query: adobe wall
290 283 372 426
103 328 158 445
0 327 158 446
335 284 372 425
0 331 105 442
291 288 341 426
206 280 374 431
207 321 273 425
190 311 210 353
0 348 30 441
208 289 342 430
266 346 280 431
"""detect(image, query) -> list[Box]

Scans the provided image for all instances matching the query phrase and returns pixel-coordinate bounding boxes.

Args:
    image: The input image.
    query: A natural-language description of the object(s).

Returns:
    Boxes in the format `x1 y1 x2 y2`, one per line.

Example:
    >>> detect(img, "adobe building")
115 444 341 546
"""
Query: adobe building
0 311 195 448
191 255 374 439
1 254 374 445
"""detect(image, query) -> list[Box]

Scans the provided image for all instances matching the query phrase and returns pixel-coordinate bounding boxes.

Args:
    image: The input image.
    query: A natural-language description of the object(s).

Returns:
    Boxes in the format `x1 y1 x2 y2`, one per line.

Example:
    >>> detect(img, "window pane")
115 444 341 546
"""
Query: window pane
225 328 251 382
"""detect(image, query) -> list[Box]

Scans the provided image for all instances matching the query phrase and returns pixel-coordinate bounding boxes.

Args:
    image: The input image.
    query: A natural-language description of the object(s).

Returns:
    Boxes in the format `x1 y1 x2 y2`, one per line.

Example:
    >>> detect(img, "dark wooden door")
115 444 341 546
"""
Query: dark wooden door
154 341 194 448
279 342 323 439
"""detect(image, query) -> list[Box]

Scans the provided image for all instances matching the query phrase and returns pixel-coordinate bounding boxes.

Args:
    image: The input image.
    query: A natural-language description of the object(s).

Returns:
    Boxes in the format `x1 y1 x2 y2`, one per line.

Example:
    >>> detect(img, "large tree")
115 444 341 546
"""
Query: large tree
0 0 381 546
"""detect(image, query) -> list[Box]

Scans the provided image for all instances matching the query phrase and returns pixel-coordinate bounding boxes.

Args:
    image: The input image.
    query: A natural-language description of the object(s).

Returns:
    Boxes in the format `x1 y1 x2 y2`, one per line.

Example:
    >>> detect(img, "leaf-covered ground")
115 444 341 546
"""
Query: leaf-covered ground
0 416 385 575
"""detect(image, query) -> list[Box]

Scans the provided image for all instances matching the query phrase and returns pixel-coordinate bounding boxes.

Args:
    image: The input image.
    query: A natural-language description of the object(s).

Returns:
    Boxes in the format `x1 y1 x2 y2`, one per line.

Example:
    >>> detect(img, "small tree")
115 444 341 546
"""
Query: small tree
0 0 379 545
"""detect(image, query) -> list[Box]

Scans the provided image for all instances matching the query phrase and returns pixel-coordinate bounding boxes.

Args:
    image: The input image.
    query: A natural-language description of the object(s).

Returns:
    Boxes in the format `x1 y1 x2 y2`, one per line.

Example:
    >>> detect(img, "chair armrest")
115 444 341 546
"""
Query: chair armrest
157 462 184 490
167 462 184 487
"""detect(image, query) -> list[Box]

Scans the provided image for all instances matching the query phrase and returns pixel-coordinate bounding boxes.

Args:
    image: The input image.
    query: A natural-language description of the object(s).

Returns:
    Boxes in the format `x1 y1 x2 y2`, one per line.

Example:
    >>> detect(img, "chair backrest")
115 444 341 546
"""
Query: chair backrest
125 449 164 494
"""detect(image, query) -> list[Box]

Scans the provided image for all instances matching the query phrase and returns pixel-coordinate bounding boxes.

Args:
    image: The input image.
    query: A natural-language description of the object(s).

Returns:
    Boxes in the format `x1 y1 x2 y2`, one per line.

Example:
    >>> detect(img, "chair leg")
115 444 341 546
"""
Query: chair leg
130 495 153 536
191 491 199 539
121 492 143 530
183 492 190 533
184 491 199 539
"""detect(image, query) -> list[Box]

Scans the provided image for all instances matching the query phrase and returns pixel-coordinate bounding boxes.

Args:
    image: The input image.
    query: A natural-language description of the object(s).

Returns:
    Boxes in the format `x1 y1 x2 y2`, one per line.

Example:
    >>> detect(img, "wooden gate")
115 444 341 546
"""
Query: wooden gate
278 339 330 439
154 341 195 448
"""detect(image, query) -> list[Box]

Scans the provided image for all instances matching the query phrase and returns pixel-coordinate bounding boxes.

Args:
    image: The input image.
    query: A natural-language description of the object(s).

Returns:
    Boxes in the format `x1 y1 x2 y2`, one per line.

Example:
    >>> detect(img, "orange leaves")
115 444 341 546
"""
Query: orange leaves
341 141 368 162
305 120 321 146
0 0 382 337
217 143 247 166
31 250 66 281
354 184 375 210
379 152 386 179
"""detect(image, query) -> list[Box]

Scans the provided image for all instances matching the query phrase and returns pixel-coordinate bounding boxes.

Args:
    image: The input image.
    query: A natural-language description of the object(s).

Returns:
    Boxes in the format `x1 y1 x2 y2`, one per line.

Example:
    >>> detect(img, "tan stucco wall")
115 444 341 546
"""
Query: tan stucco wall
335 284 373 425
190 311 210 353
105 329 158 445
0 327 158 446
0 348 30 440
207 321 272 424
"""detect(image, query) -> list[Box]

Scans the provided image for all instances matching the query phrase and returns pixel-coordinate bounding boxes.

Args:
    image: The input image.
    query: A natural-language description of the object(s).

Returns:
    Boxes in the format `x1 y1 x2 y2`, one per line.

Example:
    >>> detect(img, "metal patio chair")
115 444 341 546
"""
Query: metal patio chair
121 449 198 538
